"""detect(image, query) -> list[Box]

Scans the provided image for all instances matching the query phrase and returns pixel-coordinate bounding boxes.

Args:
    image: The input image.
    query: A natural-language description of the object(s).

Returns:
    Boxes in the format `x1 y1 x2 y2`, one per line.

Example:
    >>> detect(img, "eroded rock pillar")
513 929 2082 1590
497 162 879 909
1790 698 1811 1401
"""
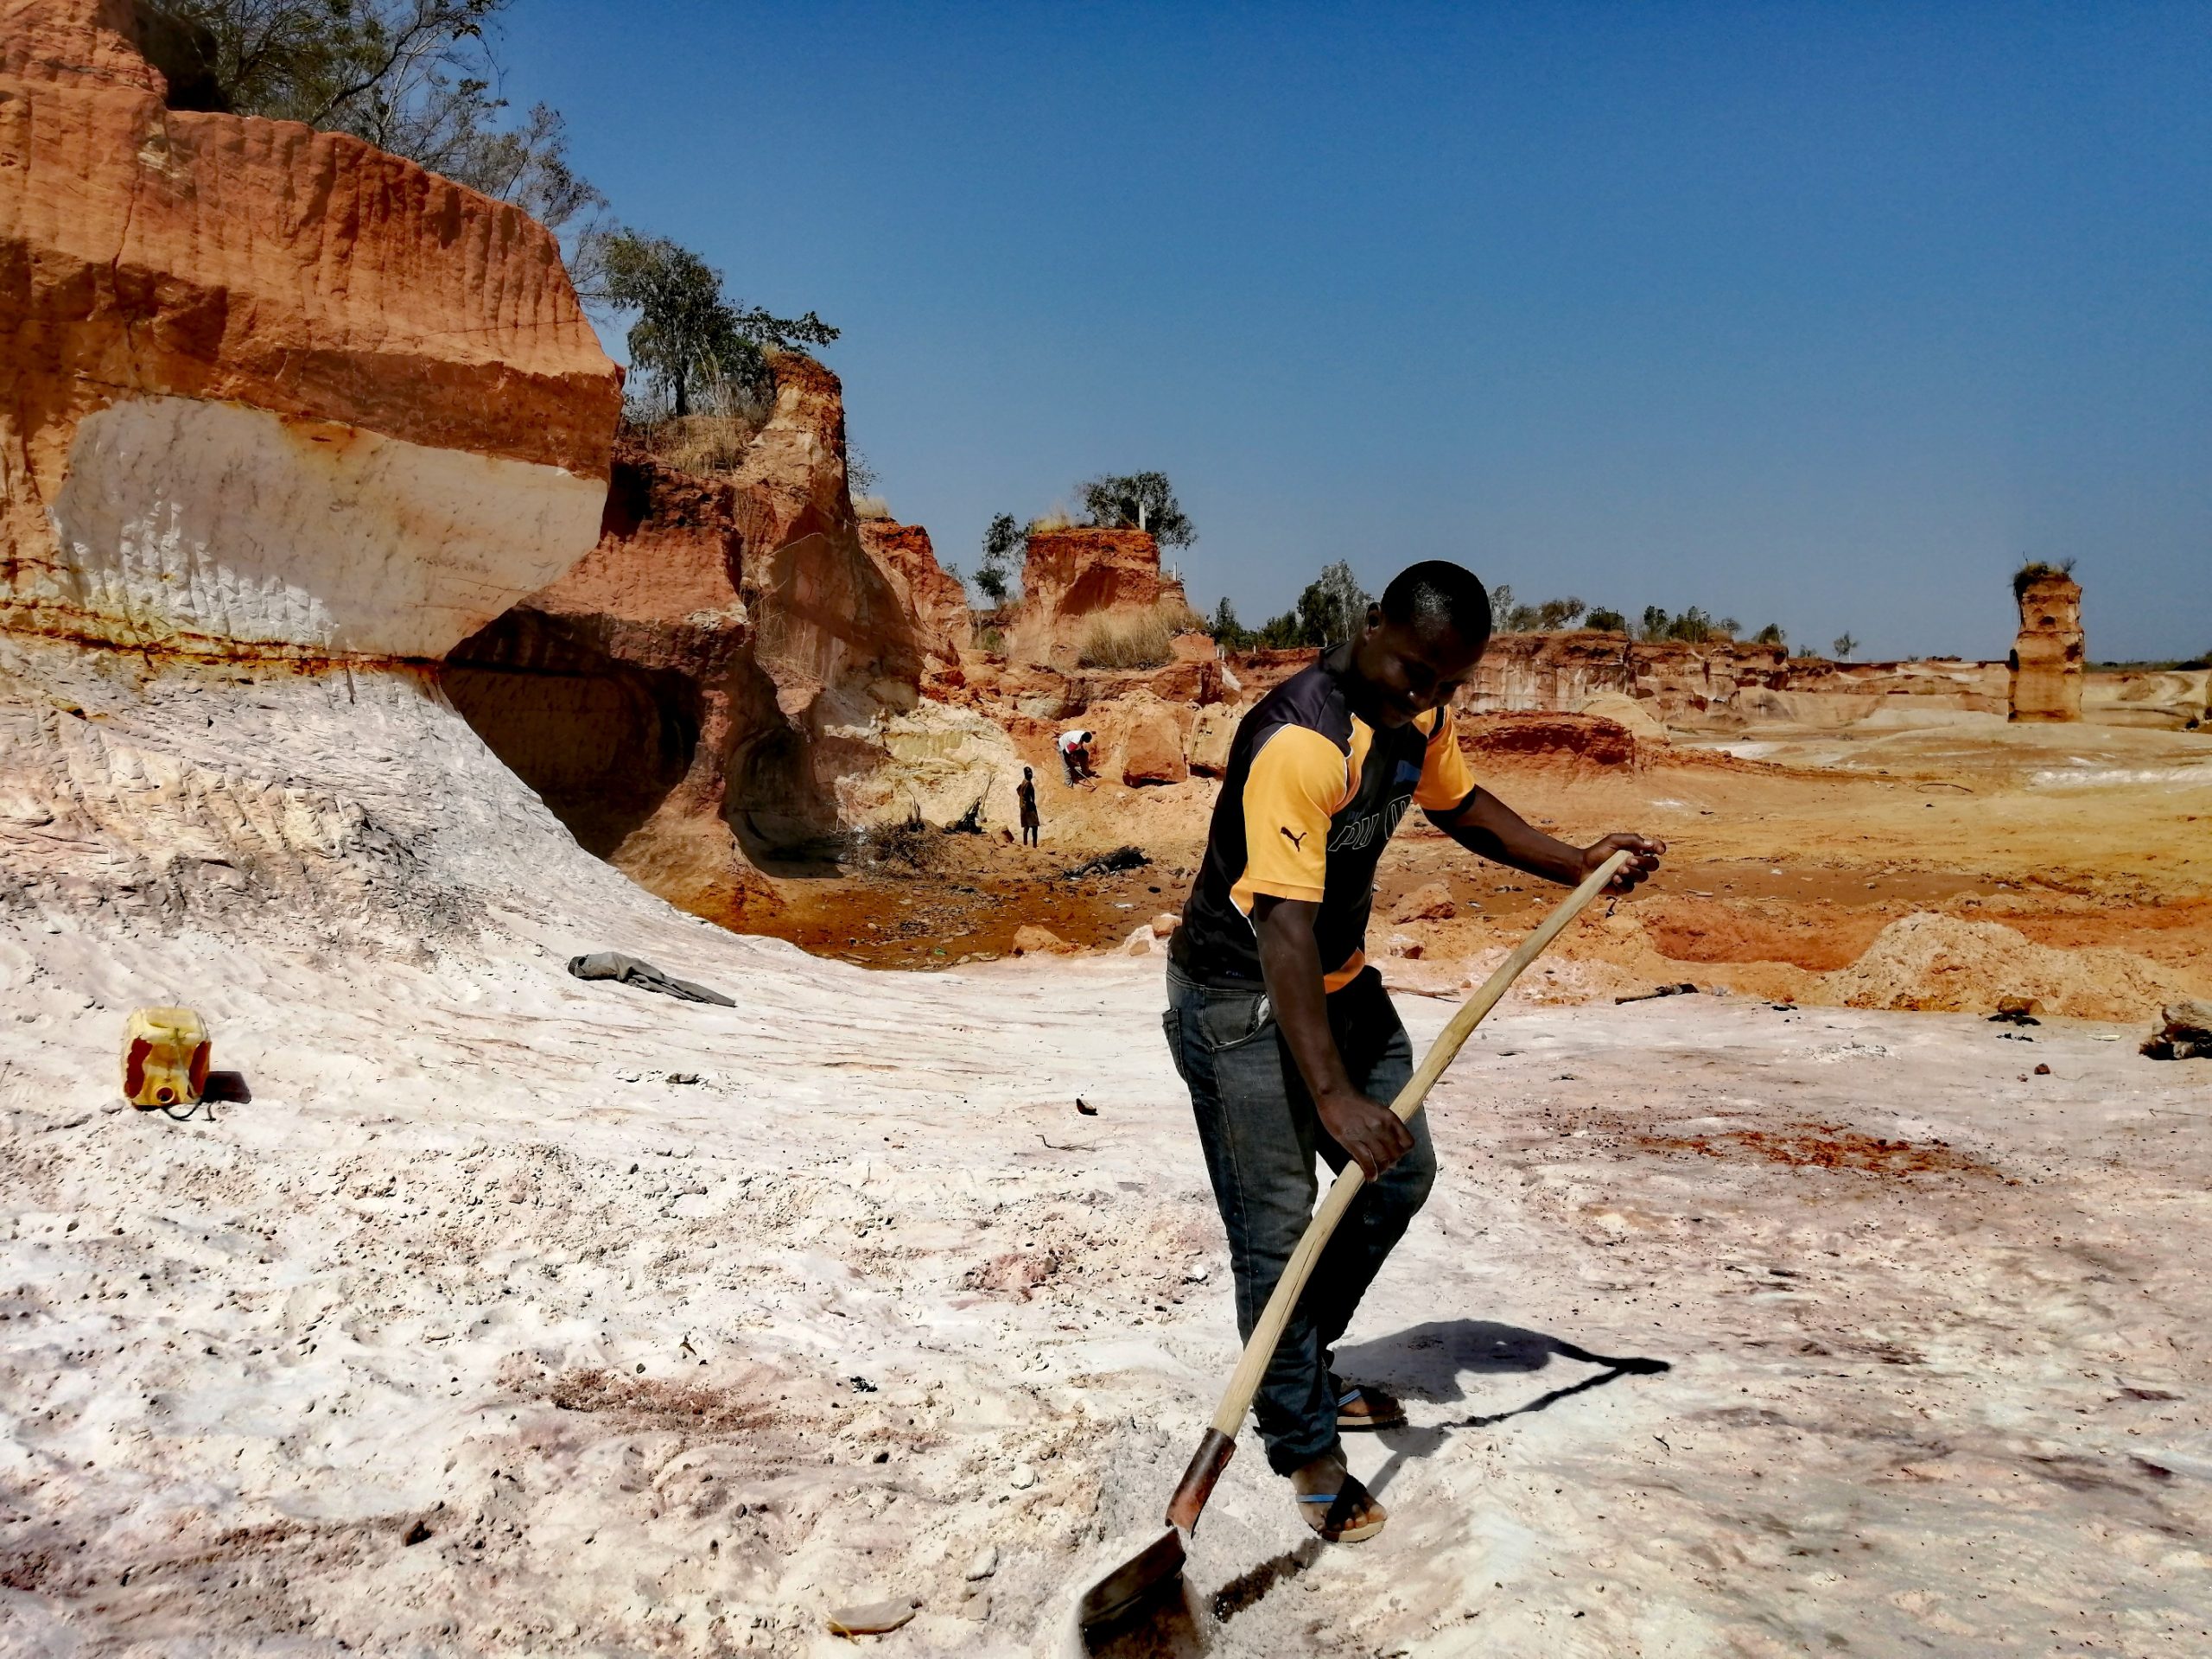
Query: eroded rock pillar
2008 569 2083 722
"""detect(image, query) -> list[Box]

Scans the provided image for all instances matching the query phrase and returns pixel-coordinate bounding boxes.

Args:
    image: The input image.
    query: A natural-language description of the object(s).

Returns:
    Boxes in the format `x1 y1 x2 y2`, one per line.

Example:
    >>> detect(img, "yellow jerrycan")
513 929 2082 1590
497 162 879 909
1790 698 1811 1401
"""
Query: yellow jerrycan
122 1007 210 1109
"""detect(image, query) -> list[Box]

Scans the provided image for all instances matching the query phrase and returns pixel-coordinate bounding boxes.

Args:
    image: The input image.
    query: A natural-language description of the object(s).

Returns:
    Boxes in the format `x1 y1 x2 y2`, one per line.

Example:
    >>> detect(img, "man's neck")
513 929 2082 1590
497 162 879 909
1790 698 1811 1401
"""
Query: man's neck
1324 638 1382 725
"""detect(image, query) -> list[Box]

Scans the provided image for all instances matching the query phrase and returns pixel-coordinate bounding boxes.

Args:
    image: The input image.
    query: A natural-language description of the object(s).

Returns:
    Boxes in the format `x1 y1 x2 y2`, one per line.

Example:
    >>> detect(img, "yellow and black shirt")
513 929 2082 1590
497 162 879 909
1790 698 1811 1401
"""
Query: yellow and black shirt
1171 644 1478 989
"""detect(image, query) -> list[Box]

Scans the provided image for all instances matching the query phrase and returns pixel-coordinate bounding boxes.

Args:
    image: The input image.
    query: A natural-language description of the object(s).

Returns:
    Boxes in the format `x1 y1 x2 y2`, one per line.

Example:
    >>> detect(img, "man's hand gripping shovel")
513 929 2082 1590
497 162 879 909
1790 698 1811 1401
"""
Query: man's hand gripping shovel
1073 851 1631 1633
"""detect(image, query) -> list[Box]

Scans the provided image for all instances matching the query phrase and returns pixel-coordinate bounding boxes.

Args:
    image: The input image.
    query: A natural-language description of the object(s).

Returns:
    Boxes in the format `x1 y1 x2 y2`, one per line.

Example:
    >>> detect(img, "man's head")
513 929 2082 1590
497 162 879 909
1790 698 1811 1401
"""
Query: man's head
1346 561 1492 727
1023 765 1033 779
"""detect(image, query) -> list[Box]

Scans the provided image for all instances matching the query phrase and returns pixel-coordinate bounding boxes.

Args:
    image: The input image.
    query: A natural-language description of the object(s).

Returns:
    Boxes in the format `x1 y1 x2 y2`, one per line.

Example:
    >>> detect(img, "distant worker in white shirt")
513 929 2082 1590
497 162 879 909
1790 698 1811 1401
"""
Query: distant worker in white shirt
1057 728 1095 786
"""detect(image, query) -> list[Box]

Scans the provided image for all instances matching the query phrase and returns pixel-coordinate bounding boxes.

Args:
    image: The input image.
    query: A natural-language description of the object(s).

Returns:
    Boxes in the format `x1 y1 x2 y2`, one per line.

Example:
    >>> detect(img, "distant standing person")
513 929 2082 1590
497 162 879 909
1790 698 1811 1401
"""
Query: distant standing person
1058 728 1095 786
1016 766 1040 846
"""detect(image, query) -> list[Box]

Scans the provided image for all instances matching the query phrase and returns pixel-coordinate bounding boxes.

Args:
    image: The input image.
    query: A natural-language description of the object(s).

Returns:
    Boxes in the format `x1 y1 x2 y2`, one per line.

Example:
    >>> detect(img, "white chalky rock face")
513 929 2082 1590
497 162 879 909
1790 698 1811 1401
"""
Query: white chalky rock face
38 397 607 660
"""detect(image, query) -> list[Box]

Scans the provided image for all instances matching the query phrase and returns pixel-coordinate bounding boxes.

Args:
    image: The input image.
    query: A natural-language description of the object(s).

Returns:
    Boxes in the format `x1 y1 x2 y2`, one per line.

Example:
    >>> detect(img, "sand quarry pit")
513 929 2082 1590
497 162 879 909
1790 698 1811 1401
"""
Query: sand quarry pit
7 696 2202 1654
1 664 2209 1658
6 899 2212 1654
760 714 2212 1017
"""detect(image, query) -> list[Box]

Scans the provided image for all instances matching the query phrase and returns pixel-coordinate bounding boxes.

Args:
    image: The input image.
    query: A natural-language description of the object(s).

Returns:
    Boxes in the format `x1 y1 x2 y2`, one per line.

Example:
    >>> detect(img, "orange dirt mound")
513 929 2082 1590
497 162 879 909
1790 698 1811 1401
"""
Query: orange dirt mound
1823 912 2197 1022
1642 898 1891 972
1459 712 1638 766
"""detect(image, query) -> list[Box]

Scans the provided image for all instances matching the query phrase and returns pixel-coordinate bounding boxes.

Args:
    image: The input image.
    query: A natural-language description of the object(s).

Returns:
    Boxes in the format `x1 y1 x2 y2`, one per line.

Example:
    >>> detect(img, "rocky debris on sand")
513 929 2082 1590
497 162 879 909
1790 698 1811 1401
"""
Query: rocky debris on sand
824 1598 918 1636
1393 881 1458 923
1065 846 1151 879
1122 925 1160 956
963 1545 999 1580
1618 982 1699 1005
2142 1001 2212 1061
1013 925 1071 956
1151 912 1182 937
1991 996 2043 1025
567 952 735 1007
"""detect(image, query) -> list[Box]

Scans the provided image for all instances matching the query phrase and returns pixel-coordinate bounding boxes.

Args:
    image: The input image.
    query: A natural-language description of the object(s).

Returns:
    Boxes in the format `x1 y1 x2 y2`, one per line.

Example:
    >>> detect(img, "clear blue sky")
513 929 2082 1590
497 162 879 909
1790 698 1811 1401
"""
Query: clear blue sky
510 2 2210 662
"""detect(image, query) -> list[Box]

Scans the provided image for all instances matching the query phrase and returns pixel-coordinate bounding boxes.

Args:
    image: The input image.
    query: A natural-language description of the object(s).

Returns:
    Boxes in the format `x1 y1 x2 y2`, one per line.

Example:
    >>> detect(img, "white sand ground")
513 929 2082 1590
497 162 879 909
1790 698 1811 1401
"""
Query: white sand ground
4 915 2209 1656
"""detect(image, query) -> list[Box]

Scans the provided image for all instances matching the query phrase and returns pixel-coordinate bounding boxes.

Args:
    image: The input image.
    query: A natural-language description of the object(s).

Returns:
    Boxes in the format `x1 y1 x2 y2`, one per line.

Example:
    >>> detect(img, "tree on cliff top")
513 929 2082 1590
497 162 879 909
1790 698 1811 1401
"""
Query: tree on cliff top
586 232 838 419
973 513 1024 607
1487 586 1587 632
148 3 600 230
1210 598 1255 652
1076 474 1197 550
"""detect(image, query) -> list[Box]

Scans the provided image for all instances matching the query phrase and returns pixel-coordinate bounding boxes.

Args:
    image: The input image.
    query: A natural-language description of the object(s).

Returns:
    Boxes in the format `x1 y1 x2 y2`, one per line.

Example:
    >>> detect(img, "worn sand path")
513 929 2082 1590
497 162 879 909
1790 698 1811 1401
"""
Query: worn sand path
3 920 2208 1656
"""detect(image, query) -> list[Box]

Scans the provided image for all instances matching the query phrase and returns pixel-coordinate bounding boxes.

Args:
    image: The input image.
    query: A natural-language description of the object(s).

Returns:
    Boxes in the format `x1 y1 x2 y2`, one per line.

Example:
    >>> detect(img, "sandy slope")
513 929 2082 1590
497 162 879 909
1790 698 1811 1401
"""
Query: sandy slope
4 909 2209 1655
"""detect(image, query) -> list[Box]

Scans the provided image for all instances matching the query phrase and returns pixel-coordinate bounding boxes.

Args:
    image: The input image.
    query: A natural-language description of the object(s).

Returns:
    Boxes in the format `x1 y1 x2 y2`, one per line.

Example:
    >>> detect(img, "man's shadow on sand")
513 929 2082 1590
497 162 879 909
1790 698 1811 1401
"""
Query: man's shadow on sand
1329 1319 1670 1497
1192 1322 1670 1639
1083 1324 1671 1653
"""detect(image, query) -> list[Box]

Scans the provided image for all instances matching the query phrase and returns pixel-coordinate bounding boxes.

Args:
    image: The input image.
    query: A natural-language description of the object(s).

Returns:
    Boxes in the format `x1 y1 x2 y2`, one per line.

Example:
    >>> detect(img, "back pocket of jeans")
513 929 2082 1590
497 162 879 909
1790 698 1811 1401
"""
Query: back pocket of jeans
1161 1008 1190 1083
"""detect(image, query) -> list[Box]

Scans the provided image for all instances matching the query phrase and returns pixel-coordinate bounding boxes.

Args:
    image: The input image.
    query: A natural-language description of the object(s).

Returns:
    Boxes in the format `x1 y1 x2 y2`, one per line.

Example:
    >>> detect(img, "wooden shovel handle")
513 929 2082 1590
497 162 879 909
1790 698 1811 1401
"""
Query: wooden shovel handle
1204 850 1630 1439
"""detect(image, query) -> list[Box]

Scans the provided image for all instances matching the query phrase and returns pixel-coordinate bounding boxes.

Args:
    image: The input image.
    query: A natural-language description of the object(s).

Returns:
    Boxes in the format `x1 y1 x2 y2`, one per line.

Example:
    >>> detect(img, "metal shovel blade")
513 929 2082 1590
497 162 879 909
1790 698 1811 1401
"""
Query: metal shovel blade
1075 1525 1186 1630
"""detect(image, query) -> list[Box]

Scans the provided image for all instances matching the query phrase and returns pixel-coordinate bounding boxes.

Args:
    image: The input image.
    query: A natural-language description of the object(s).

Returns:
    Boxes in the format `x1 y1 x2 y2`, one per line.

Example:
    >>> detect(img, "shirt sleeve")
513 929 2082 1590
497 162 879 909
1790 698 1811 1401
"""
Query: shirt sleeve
1239 725 1346 901
1412 707 1478 811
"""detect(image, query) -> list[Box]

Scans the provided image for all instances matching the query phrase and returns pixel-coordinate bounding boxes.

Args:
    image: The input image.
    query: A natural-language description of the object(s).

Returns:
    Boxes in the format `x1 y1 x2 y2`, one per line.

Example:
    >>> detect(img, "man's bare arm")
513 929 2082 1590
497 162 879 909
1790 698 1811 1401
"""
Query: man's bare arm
1253 894 1413 1179
1430 787 1664 893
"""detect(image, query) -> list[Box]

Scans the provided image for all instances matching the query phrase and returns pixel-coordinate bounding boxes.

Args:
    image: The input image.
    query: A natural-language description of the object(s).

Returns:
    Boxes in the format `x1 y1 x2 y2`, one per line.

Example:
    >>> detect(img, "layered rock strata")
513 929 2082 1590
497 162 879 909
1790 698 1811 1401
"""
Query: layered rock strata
1459 634 2006 730
0 0 632 950
2009 570 2084 722
0 0 619 661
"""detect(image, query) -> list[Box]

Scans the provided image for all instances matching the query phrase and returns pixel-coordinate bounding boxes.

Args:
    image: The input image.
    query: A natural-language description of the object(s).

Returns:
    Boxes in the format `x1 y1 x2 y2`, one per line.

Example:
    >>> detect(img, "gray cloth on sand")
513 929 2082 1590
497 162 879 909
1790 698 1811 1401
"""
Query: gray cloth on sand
567 951 735 1007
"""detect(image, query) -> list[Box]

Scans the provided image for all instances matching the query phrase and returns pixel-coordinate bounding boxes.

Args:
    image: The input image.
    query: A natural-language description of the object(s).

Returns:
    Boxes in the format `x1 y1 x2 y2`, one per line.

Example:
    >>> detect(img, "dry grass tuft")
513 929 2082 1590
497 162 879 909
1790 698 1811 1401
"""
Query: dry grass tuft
1077 602 1207 669
852 493 893 520
628 409 768 475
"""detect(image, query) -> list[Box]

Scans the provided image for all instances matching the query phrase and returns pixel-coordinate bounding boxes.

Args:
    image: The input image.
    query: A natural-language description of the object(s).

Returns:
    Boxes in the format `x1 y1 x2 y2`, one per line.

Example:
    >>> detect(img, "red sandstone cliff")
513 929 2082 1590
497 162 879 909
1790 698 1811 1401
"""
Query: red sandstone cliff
0 0 620 661
1006 526 1191 667
446 361 1020 921
858 519 971 671
0 0 633 944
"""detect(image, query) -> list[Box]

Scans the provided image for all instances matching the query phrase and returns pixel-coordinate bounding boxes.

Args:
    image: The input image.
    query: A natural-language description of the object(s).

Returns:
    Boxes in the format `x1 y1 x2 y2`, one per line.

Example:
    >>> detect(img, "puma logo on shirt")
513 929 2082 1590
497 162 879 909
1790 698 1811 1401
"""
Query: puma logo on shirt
1280 826 1307 849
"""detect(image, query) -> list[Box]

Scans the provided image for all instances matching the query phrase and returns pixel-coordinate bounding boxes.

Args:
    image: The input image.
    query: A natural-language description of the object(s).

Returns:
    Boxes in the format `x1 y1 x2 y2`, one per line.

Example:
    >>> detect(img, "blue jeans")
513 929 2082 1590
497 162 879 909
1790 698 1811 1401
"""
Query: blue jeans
1163 962 1435 1474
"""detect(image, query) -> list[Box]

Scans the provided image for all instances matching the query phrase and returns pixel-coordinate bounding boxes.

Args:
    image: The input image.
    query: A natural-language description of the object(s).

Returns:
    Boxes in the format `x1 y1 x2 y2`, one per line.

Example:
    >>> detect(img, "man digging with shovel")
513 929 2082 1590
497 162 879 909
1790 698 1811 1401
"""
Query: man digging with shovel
1163 559 1662 1544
